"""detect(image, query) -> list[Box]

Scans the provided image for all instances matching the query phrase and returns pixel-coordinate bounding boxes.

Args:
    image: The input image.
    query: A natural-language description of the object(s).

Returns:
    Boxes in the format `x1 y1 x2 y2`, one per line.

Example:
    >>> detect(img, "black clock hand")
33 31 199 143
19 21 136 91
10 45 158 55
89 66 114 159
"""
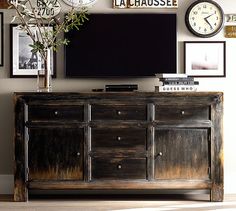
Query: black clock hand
204 13 215 20
204 18 213 28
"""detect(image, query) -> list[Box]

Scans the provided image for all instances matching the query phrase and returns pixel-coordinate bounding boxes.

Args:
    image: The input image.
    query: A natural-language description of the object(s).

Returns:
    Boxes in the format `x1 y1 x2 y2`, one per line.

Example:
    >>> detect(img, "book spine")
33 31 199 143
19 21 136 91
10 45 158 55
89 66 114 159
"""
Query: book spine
155 85 197 92
159 77 194 81
160 81 199 85
155 74 188 78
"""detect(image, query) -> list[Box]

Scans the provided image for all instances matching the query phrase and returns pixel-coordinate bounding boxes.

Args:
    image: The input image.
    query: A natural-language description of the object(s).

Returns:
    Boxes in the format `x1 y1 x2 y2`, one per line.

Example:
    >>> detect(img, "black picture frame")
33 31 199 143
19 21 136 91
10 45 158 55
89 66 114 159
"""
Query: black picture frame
10 24 56 78
0 12 3 66
184 41 226 77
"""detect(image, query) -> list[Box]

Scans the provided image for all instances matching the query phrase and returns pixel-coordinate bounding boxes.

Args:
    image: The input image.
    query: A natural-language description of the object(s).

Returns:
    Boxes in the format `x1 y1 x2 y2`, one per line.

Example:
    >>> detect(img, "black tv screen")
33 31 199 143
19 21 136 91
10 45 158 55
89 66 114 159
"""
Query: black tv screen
65 13 177 77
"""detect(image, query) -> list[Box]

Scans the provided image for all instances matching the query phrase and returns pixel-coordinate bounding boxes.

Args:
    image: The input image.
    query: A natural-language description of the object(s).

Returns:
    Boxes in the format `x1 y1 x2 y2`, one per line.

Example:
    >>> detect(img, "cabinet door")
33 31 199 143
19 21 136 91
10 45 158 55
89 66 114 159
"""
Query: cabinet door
154 128 210 180
28 128 84 180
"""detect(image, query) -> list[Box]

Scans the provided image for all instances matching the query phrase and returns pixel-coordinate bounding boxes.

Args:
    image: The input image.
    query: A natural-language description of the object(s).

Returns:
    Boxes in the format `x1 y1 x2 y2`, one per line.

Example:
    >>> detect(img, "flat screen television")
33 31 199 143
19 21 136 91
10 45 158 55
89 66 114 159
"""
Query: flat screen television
65 13 177 77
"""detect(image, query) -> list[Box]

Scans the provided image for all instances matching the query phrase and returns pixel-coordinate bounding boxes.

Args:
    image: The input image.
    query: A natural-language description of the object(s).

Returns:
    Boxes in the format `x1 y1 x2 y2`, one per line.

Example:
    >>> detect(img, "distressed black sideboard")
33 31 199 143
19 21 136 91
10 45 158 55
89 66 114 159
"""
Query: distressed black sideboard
13 92 223 201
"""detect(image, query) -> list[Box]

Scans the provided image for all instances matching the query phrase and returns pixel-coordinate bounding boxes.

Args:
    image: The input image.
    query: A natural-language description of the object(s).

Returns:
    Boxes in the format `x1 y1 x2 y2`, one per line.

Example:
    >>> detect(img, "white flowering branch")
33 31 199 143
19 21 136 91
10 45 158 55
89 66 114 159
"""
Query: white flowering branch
9 0 88 60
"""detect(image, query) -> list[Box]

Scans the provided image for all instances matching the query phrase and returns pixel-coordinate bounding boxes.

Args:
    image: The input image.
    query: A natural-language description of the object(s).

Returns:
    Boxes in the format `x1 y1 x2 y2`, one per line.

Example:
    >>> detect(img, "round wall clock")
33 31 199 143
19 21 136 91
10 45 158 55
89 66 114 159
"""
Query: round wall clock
62 0 97 7
185 0 225 38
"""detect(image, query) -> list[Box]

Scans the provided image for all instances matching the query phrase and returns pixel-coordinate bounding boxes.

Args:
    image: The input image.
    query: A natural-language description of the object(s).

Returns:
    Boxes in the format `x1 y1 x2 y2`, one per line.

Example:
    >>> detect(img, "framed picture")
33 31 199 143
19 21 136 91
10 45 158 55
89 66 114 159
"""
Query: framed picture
184 41 226 77
10 24 56 78
0 12 3 66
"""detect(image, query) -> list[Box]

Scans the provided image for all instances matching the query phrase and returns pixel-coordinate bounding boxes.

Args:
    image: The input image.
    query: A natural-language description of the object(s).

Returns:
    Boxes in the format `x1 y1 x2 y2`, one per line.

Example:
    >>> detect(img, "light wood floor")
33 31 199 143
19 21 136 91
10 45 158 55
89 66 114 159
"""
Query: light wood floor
0 194 236 211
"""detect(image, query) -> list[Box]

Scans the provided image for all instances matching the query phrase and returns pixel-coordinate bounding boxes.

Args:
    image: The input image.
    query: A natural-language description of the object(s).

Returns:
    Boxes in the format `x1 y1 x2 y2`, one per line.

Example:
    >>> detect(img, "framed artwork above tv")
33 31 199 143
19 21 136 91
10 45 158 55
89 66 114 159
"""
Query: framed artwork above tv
65 13 177 78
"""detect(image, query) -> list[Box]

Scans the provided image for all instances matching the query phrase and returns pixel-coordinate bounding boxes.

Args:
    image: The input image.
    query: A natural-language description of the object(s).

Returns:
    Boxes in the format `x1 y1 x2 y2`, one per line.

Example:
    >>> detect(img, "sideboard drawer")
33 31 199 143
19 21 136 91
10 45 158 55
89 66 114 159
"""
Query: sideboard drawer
155 105 210 121
91 104 147 120
91 128 147 152
28 105 84 121
91 157 147 180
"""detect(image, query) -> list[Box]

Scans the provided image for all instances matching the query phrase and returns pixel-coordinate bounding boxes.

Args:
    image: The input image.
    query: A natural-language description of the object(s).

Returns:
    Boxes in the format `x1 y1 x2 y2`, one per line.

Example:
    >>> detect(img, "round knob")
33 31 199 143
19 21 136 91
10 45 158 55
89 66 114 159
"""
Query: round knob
54 111 58 115
117 111 122 115
157 152 163 157
77 152 80 156
117 164 122 169
117 136 121 141
181 110 185 115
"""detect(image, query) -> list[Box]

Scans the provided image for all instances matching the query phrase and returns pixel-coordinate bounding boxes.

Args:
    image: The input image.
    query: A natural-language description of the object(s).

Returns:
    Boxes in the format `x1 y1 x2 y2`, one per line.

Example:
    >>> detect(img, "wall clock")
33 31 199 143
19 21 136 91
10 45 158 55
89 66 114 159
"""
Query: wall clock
62 0 97 7
185 0 225 38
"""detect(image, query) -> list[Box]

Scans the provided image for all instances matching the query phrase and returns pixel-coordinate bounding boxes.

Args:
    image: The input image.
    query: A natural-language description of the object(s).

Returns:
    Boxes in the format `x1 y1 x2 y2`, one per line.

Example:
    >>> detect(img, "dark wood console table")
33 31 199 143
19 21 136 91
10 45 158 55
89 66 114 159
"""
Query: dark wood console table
13 92 223 201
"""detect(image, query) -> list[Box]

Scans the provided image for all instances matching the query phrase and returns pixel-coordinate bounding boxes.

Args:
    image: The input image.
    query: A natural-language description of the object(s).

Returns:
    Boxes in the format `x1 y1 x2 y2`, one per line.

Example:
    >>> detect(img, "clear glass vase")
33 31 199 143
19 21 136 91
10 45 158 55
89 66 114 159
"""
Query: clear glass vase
37 49 52 92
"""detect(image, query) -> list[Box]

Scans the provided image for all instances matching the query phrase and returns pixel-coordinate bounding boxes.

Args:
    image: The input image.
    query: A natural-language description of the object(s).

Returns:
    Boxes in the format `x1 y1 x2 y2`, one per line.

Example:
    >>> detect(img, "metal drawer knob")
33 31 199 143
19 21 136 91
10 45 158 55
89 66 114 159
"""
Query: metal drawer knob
54 111 59 115
117 164 122 169
117 136 121 141
181 110 185 115
157 152 163 156
77 152 80 157
117 111 122 115
155 152 163 159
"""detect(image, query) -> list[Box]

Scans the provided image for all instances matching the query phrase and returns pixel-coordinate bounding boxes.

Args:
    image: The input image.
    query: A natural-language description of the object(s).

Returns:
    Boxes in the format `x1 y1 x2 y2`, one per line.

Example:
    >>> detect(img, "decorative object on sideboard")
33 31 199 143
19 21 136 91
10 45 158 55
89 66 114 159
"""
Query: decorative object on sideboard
185 0 224 38
113 0 178 9
155 74 199 92
184 41 226 77
8 0 88 92
105 84 138 92
0 12 3 66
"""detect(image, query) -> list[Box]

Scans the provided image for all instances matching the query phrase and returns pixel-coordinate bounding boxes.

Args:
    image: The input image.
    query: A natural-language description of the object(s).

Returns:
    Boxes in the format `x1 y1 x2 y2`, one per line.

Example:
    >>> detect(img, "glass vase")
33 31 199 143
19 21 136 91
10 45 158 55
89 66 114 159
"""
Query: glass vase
37 49 52 92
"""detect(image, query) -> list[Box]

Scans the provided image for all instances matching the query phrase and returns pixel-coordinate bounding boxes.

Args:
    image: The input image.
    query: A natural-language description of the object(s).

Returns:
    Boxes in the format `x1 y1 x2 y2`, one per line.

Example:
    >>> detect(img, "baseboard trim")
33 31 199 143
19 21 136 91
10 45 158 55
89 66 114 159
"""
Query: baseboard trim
0 175 13 194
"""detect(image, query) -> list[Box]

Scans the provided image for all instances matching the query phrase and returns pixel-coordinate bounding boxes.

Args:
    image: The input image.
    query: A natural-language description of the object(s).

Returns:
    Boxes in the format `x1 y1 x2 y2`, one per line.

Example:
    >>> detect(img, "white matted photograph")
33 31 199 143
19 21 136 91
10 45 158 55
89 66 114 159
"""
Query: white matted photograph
184 41 226 77
0 12 3 66
10 24 56 78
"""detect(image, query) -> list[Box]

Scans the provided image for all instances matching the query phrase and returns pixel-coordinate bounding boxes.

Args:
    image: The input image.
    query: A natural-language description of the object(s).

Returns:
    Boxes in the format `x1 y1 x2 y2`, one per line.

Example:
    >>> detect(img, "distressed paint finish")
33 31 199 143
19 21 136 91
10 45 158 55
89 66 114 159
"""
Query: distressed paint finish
28 128 84 180
91 104 147 120
13 92 223 202
154 128 210 180
91 157 147 180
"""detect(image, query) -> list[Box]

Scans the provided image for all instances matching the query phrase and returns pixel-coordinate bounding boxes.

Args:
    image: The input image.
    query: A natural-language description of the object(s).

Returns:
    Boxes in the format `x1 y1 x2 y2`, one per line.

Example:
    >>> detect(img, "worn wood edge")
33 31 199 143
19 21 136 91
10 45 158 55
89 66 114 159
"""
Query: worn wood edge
28 180 212 190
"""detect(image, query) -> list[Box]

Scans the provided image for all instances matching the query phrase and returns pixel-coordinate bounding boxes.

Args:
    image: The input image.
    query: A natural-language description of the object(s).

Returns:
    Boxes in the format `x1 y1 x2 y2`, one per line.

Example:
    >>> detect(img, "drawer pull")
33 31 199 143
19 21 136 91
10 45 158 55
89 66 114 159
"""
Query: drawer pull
117 136 121 141
54 111 59 116
77 152 80 157
117 164 122 169
155 152 163 159
157 152 163 156
117 111 122 115
181 110 185 115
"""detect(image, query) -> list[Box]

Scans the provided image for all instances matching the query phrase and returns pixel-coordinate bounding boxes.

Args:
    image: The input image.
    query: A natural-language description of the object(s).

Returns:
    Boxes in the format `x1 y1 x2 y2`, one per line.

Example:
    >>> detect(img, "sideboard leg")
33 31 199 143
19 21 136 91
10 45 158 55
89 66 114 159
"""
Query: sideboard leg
210 185 224 202
14 180 28 202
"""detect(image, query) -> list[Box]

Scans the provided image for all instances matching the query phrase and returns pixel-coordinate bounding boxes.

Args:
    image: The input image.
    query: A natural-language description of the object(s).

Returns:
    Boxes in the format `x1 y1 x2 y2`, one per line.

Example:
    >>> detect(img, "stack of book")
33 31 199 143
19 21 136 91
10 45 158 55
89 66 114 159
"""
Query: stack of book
155 74 199 92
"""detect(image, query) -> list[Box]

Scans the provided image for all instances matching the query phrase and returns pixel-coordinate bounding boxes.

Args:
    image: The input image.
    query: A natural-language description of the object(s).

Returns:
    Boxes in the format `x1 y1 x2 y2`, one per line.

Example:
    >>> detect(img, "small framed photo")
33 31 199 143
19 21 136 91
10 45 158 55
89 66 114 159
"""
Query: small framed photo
184 41 226 77
10 24 56 78
0 12 3 66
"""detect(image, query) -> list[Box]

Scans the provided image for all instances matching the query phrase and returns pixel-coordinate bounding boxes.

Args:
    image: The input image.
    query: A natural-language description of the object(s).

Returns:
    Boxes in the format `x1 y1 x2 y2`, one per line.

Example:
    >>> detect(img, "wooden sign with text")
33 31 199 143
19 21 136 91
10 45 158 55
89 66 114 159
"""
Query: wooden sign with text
113 0 178 9
225 26 236 38
226 14 236 23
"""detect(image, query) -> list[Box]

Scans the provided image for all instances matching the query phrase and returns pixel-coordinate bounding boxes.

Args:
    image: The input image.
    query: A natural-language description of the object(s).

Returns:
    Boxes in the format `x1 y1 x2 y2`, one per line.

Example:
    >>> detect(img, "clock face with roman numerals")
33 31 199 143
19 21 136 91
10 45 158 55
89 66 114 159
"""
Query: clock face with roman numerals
62 0 97 7
185 0 224 38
